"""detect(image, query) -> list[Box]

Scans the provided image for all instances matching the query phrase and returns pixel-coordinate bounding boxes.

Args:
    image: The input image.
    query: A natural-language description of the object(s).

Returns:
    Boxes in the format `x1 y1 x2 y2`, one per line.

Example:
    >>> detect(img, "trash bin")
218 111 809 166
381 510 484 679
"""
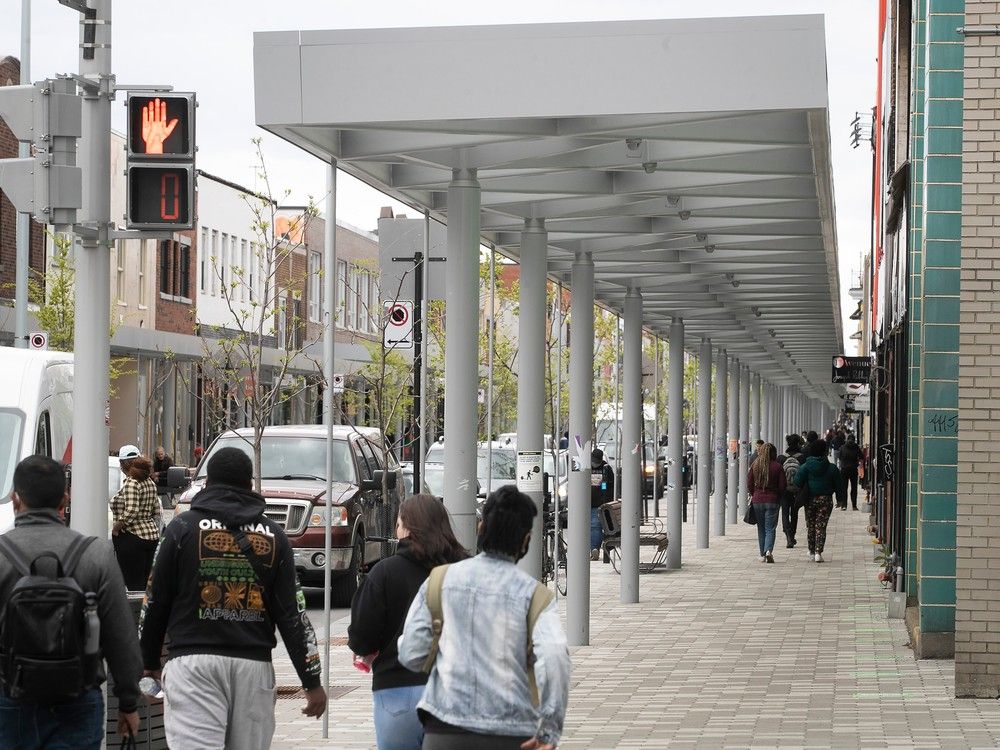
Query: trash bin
105 593 167 749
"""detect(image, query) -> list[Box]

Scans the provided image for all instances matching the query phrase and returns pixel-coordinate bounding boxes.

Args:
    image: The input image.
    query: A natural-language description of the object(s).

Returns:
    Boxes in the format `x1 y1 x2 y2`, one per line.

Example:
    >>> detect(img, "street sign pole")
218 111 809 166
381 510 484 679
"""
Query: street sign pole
14 0 31 350
412 250 423 492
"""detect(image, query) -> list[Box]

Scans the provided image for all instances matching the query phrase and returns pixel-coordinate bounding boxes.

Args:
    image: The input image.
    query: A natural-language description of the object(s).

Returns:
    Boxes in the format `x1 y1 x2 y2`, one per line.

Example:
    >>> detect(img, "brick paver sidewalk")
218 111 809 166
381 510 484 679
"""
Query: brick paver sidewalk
271 501 1000 749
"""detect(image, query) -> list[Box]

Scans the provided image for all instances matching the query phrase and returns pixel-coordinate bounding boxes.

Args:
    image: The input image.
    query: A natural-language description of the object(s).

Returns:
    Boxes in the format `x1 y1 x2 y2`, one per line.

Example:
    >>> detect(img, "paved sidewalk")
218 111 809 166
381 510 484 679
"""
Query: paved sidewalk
272 503 1000 749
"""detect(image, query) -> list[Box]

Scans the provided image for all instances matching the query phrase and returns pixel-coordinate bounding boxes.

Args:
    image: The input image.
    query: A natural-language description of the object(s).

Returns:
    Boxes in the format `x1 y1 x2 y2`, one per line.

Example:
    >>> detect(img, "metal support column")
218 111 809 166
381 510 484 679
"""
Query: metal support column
14 0 30 349
762 382 770 446
738 365 750 517
726 357 739 525
567 252 594 646
750 371 761 445
517 219 546 580
621 288 642 602
713 349 727 536
696 338 711 549
666 317 684 569
443 168 481 551
71 0 112 539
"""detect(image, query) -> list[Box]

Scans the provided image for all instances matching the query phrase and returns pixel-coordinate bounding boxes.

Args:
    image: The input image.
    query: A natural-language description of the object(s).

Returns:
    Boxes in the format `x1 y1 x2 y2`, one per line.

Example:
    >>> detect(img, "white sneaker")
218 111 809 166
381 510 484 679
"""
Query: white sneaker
815 553 824 563
759 556 766 562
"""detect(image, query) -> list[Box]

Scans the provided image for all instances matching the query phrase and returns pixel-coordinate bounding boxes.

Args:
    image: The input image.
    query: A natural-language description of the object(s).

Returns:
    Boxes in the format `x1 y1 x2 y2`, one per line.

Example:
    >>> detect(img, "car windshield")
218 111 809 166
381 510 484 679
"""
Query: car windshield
425 444 444 465
0 410 24 501
196 436 355 484
477 448 516 485
424 464 444 497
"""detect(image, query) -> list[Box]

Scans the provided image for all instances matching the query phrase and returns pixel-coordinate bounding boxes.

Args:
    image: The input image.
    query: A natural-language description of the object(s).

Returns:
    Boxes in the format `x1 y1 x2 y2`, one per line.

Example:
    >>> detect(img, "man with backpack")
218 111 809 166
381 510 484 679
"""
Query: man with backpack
139 447 326 749
837 433 862 510
0 455 141 748
398 485 571 749
780 434 806 549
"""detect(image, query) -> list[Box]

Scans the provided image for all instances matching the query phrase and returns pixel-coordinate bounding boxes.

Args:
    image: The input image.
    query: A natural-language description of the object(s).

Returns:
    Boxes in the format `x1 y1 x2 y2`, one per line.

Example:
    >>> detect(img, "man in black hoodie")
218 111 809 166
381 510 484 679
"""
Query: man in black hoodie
139 447 326 749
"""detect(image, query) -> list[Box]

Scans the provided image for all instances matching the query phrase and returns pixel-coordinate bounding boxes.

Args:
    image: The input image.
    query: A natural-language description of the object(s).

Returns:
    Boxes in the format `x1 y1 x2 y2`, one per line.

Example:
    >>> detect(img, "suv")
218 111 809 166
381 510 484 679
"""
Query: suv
175 425 403 606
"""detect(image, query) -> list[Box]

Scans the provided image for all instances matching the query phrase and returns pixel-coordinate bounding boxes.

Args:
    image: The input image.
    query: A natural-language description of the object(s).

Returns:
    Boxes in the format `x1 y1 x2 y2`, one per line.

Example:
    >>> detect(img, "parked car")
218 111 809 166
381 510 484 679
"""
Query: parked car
599 441 660 495
174 425 403 606
425 442 516 498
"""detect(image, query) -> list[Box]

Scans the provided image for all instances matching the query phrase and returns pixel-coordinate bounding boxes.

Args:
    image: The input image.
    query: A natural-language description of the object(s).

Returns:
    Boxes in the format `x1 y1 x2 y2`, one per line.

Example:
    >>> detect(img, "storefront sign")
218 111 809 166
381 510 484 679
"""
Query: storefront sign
832 355 872 384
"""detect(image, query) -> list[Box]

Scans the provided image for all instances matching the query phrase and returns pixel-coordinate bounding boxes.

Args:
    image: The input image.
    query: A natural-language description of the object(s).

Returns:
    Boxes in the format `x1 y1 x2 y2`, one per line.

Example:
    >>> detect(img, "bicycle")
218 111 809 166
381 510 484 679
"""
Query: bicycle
541 503 568 596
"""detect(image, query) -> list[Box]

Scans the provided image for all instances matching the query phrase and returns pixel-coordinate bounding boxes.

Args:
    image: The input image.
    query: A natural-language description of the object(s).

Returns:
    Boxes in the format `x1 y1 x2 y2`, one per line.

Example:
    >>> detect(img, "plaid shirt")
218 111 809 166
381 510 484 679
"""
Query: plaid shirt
111 477 162 541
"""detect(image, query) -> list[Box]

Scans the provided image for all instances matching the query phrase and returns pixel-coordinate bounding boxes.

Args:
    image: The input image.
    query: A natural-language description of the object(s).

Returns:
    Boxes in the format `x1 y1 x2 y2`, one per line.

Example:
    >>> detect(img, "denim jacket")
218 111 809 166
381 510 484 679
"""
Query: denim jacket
397 552 571 744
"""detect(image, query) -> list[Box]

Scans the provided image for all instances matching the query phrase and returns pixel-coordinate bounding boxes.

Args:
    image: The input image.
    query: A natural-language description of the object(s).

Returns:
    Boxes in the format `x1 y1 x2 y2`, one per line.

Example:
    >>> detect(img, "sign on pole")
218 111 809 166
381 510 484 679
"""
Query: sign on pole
517 450 543 493
384 300 413 349
28 331 48 350
331 373 345 394
832 355 871 384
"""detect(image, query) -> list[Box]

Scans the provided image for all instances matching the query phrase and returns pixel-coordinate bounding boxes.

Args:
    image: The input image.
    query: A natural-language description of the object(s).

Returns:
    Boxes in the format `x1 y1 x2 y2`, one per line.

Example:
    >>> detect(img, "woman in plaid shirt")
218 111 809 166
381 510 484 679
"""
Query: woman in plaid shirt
111 445 162 590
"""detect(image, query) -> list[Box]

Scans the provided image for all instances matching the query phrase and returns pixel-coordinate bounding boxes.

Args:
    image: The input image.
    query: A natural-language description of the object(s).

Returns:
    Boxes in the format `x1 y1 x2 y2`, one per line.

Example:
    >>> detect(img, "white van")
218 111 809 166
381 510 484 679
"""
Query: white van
0 348 75 532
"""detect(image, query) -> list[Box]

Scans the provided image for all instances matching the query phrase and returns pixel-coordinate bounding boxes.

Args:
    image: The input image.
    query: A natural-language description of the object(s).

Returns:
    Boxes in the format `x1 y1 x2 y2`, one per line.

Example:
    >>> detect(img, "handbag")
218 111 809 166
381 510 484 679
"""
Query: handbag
743 503 757 525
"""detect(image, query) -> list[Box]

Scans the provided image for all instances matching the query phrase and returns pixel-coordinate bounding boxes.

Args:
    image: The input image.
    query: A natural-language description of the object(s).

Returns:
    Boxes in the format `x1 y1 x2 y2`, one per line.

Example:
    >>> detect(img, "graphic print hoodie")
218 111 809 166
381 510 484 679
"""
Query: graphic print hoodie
139 484 321 690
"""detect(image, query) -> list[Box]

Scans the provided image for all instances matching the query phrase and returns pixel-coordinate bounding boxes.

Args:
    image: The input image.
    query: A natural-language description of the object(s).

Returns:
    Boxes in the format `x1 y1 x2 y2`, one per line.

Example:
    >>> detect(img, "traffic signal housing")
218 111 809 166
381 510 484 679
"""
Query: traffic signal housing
125 93 195 230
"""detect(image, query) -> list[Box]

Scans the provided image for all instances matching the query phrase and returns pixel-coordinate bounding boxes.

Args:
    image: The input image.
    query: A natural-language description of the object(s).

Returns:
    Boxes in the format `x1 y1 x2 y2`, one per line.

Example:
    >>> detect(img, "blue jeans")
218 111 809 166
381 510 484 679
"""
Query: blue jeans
755 502 780 557
590 507 603 551
373 684 424 750
0 688 104 750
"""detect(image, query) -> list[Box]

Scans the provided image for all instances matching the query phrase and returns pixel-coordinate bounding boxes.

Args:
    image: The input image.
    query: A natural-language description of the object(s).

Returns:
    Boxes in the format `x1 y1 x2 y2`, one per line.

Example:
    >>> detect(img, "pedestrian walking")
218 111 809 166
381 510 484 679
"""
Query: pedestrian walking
589 449 614 561
748 442 785 563
110 445 161 590
398 485 571 750
781 434 806 548
838 434 861 510
794 439 844 563
831 429 846 466
0 456 142 749
139 447 326 749
349 494 469 750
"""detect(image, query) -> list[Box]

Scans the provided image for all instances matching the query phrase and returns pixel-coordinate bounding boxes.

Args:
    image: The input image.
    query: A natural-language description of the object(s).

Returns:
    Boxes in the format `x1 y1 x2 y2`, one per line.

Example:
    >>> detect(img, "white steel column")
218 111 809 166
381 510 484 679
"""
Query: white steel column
621 289 642 602
696 338 711 549
738 365 750 517
713 349 727 536
13 0 30 349
726 357 740 525
751 371 761 445
666 317 684 569
517 219 546 579
762 382 771 446
567 252 594 646
443 168 481 550
71 0 112 539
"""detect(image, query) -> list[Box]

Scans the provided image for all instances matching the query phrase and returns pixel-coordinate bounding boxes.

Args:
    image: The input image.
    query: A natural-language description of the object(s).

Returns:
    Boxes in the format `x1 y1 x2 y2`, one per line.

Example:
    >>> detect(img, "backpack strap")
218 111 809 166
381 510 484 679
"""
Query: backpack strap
0 536 32 578
526 582 556 708
421 564 451 674
61 536 96 579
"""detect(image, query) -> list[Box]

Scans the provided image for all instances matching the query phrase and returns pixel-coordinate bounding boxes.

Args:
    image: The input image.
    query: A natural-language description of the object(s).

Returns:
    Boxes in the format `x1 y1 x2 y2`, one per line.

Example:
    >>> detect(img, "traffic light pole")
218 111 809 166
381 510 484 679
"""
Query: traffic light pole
14 0 30 350
70 0 113 540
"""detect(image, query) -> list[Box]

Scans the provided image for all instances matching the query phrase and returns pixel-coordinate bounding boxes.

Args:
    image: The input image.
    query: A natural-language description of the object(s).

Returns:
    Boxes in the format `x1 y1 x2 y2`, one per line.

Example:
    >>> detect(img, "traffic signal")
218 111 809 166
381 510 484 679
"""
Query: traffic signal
0 78 82 226
126 93 195 230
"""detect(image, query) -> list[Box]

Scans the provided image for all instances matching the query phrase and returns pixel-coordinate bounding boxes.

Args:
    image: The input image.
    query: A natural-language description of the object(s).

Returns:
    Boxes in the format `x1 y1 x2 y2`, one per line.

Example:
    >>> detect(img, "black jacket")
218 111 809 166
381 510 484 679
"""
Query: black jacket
590 463 615 508
139 484 322 690
839 442 861 469
0 510 142 712
348 539 434 691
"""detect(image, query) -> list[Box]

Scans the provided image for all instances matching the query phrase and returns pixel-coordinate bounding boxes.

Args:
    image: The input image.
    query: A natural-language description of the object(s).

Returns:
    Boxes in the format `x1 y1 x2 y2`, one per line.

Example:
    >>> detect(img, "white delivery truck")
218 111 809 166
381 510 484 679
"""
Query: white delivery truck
0 348 75 532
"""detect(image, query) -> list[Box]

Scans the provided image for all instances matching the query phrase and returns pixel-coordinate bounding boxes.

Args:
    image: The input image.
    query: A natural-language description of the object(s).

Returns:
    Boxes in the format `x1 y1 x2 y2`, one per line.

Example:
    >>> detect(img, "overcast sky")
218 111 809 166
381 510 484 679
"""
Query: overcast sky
3 0 876 350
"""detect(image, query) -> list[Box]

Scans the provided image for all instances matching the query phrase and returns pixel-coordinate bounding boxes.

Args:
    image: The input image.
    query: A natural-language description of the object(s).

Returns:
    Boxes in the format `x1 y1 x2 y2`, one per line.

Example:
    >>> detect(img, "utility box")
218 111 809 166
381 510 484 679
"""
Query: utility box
888 591 906 619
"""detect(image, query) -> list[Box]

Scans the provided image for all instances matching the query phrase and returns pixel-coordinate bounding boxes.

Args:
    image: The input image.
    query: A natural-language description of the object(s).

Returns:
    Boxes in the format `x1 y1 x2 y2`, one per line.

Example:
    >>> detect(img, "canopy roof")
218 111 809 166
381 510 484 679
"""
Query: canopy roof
254 15 843 401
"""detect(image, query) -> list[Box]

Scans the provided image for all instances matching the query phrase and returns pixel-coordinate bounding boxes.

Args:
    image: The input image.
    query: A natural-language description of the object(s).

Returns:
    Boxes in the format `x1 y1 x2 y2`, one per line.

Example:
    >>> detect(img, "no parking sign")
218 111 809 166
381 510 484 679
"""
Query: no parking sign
384 300 413 350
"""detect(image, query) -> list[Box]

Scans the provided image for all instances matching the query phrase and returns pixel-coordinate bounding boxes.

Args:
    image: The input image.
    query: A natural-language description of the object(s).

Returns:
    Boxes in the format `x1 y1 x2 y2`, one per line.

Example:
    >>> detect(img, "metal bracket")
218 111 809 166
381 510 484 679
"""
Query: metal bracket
57 0 89 13
61 72 101 94
958 25 1000 35
114 84 175 93
110 229 174 241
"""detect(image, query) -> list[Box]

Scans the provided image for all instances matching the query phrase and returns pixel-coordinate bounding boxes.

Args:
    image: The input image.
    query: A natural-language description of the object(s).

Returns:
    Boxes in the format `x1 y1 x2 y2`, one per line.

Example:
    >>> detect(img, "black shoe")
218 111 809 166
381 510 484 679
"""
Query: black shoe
765 553 775 564
786 537 796 549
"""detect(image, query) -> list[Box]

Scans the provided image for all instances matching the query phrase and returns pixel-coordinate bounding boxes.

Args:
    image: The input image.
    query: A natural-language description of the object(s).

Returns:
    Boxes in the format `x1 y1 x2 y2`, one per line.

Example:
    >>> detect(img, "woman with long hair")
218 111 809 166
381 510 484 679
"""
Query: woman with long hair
110 446 162 589
748 442 786 564
348 494 469 750
795 439 843 562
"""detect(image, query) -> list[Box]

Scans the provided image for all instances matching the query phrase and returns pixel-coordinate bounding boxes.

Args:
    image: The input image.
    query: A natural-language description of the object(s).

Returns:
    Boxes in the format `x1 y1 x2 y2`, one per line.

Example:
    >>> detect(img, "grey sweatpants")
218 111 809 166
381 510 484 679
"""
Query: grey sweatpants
162 653 276 750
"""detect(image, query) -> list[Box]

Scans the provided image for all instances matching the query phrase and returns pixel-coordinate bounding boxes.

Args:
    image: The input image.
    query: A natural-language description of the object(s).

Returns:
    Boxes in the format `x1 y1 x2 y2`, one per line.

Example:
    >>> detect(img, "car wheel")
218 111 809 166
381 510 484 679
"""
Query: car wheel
331 539 364 608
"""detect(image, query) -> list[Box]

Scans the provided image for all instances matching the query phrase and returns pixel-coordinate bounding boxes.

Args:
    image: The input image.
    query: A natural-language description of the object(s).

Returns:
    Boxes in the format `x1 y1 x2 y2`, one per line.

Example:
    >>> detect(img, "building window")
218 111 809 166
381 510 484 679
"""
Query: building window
210 230 219 296
277 293 287 350
337 260 348 325
359 271 371 333
240 239 249 303
138 240 148 307
200 227 208 292
346 265 357 330
115 240 126 303
160 239 191 299
308 250 321 322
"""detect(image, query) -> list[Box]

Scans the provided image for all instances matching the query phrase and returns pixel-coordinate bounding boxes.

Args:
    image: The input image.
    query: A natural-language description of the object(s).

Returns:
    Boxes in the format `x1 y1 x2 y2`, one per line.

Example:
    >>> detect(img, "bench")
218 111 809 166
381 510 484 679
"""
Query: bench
599 500 669 573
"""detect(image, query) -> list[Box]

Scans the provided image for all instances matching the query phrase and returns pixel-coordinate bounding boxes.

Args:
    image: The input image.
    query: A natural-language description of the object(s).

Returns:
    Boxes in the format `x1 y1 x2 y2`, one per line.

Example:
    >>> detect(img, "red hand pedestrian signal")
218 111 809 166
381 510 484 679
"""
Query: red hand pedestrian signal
140 98 179 155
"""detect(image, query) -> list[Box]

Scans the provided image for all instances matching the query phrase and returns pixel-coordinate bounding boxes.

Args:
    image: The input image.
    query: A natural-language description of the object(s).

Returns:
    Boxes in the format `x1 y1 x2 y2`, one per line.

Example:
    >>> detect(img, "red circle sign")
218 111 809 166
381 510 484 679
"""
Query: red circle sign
388 304 409 327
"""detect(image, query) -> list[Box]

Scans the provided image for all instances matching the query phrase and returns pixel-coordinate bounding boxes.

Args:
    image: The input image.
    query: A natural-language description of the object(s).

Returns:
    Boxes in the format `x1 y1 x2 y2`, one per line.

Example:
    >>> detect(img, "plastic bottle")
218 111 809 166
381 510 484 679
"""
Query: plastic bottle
83 592 100 656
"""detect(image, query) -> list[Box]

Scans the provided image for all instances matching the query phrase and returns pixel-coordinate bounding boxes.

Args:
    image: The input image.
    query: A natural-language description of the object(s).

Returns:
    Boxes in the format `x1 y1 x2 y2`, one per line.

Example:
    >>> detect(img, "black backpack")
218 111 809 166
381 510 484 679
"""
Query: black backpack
0 534 99 703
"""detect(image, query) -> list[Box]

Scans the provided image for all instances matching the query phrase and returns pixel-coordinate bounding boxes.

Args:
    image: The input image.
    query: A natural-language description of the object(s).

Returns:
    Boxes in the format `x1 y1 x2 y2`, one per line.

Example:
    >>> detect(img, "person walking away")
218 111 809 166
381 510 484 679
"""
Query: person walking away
794 439 844 563
139 447 326 749
0 456 142 748
831 430 846 466
349 494 469 750
398 485 571 750
110 446 161 590
781 434 805 548
838 434 861 510
589 449 614 561
748 443 785 563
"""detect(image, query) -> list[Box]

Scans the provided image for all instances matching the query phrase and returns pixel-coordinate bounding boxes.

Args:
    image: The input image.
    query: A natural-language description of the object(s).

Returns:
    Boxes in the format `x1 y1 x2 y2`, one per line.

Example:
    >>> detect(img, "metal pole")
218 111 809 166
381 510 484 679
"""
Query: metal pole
738 365 750 517
443 169 481 550
567 252 594 646
713 348 727 536
70 0 111 540
412 249 423 493
696 338 711 549
666 317 683 569
653 338 660 517
621 288 641 602
553 280 563 598
750 371 760 446
517 219 546 579
726 357 739 525
14 0 31 350
613 315 621 497
321 160 337 739
419 209 430 482
485 244 495 495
